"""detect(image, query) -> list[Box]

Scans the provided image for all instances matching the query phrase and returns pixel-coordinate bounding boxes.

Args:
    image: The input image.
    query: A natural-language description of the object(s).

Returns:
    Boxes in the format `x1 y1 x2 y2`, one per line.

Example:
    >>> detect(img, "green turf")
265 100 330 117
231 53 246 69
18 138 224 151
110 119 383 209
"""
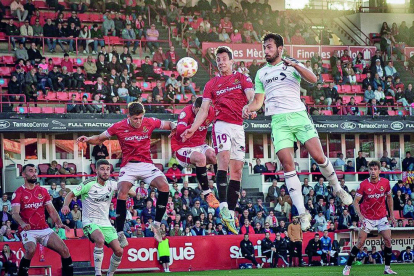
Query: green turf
113 263 414 276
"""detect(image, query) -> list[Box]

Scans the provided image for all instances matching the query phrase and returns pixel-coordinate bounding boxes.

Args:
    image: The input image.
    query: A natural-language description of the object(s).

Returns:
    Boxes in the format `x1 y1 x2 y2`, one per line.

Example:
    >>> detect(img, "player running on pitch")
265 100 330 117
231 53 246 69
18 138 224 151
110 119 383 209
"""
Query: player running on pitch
243 33 353 231
12 164 74 276
182 46 255 234
62 159 134 276
171 97 219 208
77 102 176 246
343 160 397 275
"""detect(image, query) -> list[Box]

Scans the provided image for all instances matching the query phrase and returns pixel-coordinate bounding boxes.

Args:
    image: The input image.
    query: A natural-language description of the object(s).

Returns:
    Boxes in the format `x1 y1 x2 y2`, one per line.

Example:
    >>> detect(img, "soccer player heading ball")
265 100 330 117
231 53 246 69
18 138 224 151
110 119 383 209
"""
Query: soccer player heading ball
77 102 176 245
243 33 353 231
182 46 256 234
343 161 397 275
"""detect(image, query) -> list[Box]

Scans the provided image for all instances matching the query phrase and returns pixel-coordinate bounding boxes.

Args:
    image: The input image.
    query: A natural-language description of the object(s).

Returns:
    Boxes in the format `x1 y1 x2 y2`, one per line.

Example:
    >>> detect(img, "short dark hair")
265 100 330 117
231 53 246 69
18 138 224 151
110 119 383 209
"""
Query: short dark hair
215 46 233 60
368 160 381 169
128 102 145 116
22 164 35 172
96 159 110 168
262 32 284 48
194 97 203 108
315 233 320 237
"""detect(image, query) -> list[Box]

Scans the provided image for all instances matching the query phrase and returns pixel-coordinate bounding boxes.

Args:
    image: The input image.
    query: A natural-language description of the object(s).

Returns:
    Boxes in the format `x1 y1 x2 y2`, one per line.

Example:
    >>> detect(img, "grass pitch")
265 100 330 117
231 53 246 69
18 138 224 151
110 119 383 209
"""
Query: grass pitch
115 263 414 276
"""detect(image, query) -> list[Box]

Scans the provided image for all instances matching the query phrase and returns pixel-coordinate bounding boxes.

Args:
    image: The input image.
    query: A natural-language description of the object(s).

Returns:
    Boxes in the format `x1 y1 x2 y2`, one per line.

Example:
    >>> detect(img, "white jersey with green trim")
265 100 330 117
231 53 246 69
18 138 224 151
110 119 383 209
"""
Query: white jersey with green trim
255 59 309 115
72 177 117 227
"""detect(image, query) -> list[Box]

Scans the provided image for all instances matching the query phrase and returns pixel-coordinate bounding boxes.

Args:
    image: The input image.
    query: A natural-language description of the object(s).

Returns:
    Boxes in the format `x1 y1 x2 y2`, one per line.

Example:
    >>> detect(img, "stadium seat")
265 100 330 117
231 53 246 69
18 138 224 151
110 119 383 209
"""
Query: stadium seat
54 107 66 113
66 229 76 239
341 85 351 93
394 210 402 219
67 163 77 173
56 92 69 101
3 56 15 65
28 107 41 113
354 96 363 103
265 162 276 172
38 163 50 175
388 110 396 116
0 67 12 76
351 85 362 94
42 107 54 113
75 229 85 238
320 110 333 115
154 163 164 172
14 106 27 113
45 92 57 101
321 74 333 82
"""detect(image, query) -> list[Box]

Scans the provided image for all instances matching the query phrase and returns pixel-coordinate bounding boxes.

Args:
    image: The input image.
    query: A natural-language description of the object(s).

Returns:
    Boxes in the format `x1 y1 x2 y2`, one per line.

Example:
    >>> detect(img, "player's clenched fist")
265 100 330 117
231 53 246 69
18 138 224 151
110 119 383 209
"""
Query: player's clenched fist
21 223 31 231
242 105 257 119
61 205 71 215
77 136 89 143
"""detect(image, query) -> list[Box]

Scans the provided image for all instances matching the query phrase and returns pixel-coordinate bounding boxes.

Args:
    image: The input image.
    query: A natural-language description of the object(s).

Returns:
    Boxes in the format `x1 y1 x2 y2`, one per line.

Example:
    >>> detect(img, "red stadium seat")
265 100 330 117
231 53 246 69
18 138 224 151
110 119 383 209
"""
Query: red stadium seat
45 92 57 101
154 163 164 172
14 106 27 113
90 14 102 22
38 163 50 175
75 229 84 238
351 85 362 93
320 110 333 115
265 162 276 172
341 85 351 93
67 163 77 173
0 67 12 76
29 107 42 113
56 92 69 101
66 229 76 239
42 107 54 113
321 74 333 82
3 56 15 65
54 107 66 113
388 110 396 116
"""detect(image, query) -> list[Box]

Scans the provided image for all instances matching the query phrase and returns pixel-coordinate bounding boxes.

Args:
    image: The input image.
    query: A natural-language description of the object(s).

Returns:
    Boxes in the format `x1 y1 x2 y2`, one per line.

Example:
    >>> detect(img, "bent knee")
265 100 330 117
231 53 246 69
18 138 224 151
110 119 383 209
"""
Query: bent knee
114 247 123 257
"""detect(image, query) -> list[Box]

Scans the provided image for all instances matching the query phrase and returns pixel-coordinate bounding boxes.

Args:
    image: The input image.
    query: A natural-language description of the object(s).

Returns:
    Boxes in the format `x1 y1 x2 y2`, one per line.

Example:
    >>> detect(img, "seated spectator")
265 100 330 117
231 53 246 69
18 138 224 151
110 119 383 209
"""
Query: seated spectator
90 24 104 54
67 94 80 113
403 199 414 218
103 13 115 36
385 60 398 78
364 85 375 103
6 19 20 51
219 28 231 43
146 24 159 54
312 83 325 104
122 23 139 55
117 81 136 104
11 0 28 22
276 189 291 218
266 180 280 205
59 161 79 185
346 97 360 115
367 98 386 116
190 220 205 236
166 164 183 183
306 233 324 266
313 211 327 231
345 160 355 172
333 153 346 167
0 205 12 225
70 204 82 228
332 60 344 85
230 29 242 43
240 234 261 267
402 246 414 263
291 29 306 45
344 63 356 84
59 209 75 228
180 78 196 98
254 198 268 216
140 56 162 82
3 228 20 242
338 208 351 229
153 46 168 70
371 59 385 79
0 244 18 275
314 177 328 200
362 72 372 90
253 158 267 174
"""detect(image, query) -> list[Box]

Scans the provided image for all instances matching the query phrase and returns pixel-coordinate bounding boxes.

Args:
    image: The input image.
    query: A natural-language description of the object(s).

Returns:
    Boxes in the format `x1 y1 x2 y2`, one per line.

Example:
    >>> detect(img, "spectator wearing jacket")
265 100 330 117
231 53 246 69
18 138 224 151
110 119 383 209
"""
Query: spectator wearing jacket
266 180 281 205
325 82 340 110
240 234 261 268
15 42 28 60
43 18 57 52
122 23 139 55
11 0 28 22
306 233 324 265
103 13 115 36
5 19 20 51
90 24 104 54
273 232 289 267
402 246 414 263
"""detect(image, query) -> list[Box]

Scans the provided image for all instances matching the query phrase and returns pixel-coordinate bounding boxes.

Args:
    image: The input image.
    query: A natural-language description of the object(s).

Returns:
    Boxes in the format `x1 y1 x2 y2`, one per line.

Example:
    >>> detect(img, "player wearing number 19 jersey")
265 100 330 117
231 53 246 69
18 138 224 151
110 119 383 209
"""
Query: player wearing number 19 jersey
181 46 255 234
243 33 353 232
171 97 219 209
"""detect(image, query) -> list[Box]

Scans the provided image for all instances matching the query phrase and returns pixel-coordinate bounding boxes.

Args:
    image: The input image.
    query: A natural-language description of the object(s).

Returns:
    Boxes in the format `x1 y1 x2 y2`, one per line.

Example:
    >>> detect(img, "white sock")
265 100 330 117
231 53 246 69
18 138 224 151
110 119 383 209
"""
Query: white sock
219 202 228 210
202 189 212 195
93 247 104 276
385 265 390 270
318 158 341 193
107 253 122 276
284 171 306 214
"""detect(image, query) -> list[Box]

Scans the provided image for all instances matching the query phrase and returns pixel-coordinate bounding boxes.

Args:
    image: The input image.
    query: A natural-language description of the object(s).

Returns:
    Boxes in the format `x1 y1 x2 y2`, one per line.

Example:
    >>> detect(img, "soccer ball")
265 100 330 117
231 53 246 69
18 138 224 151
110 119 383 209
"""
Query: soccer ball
177 57 198 78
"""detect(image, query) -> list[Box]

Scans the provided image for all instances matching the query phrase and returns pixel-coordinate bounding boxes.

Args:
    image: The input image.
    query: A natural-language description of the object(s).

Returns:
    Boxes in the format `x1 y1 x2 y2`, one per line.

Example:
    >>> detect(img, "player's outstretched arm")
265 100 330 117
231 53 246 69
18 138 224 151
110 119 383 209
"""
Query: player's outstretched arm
181 100 210 141
386 192 396 226
45 203 67 230
243 93 265 118
11 205 30 231
61 191 75 215
282 58 317 84
77 132 109 145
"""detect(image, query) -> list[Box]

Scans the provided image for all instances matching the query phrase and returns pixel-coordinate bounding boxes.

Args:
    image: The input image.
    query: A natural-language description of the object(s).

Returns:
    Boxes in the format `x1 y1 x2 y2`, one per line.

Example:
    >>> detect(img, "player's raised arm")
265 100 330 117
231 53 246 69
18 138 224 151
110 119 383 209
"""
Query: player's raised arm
181 100 210 141
77 132 110 145
11 205 30 231
282 58 318 84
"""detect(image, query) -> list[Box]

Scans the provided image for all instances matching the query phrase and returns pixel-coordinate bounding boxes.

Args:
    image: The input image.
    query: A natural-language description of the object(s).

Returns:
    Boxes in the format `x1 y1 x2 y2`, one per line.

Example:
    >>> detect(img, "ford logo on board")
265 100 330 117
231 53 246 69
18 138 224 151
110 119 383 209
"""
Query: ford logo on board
0 120 10 129
390 121 404 131
340 122 356 130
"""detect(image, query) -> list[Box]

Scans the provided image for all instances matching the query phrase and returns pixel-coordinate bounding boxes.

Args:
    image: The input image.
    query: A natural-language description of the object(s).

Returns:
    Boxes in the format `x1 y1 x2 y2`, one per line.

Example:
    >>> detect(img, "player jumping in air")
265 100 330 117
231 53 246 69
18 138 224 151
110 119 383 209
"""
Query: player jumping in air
77 102 176 246
343 160 397 275
182 46 256 234
11 164 74 276
243 33 353 231
171 97 220 208
62 159 134 276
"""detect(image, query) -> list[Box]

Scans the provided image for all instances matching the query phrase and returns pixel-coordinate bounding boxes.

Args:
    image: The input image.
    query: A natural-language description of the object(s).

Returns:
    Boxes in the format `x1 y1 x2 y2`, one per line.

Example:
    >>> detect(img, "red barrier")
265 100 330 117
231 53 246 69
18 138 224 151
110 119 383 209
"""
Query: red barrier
1 232 333 275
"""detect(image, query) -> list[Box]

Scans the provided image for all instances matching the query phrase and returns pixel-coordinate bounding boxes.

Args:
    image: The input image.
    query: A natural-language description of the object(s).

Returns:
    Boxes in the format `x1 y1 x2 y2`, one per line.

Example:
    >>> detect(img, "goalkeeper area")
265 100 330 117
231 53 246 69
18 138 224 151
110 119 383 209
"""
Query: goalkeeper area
115 263 414 276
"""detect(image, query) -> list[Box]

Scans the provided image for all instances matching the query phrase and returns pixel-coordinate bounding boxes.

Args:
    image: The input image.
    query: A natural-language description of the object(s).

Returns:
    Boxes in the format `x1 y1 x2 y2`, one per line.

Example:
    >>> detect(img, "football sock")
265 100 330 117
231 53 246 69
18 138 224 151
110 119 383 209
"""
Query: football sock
347 246 359 266
318 158 341 193
227 180 241 211
93 247 104 276
155 191 169 222
284 171 306 214
17 257 31 276
384 246 392 266
115 199 127 232
216 170 228 202
213 164 218 174
61 256 74 276
107 253 122 276
196 166 209 191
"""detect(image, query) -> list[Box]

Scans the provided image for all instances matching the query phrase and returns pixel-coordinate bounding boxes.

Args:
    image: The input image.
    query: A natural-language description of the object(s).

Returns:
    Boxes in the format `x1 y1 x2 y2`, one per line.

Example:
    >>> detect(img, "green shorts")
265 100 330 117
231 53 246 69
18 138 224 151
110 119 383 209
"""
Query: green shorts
83 223 118 245
271 110 318 153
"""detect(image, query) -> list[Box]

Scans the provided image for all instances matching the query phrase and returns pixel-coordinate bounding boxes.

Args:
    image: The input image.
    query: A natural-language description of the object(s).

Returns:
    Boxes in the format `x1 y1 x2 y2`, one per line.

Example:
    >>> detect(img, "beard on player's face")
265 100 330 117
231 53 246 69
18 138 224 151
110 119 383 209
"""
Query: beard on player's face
265 49 280 63
27 178 37 184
